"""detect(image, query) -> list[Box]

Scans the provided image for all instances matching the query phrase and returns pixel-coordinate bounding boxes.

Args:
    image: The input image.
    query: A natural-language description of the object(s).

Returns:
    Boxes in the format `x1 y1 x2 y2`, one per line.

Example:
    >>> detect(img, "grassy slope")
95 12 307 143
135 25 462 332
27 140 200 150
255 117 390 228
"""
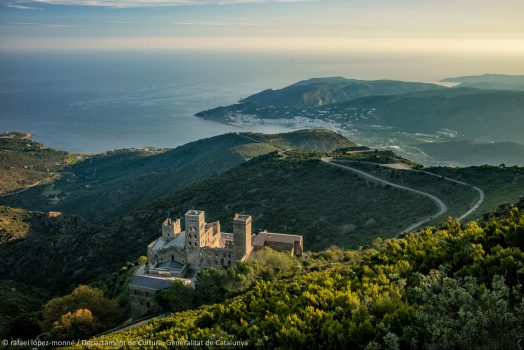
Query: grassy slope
0 129 352 222
416 140 524 166
334 162 480 219
329 160 524 222
427 165 524 218
0 206 32 244
0 133 76 195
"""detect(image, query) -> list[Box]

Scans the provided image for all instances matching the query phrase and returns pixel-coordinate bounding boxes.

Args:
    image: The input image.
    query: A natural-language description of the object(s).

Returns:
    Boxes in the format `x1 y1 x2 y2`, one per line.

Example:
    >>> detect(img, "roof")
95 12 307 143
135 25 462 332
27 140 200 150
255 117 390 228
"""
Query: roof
252 231 303 247
155 261 185 271
150 233 186 251
234 214 252 222
129 274 173 290
186 209 204 216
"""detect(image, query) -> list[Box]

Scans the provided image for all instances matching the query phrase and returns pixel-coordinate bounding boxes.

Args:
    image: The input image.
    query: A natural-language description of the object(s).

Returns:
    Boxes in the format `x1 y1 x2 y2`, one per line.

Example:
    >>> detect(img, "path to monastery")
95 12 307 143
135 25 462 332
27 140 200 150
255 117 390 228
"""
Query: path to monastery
321 157 485 234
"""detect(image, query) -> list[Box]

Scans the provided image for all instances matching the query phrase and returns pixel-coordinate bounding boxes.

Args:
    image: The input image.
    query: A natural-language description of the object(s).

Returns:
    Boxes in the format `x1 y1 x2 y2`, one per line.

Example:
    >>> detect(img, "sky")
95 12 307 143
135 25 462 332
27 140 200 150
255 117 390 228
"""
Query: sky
0 0 523 56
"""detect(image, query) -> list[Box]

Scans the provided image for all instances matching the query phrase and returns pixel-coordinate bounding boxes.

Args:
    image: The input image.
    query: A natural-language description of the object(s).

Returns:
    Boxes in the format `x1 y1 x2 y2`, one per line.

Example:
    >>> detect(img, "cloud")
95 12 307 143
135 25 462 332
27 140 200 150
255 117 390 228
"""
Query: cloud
44 23 81 27
2 0 310 8
2 1 40 9
104 20 146 24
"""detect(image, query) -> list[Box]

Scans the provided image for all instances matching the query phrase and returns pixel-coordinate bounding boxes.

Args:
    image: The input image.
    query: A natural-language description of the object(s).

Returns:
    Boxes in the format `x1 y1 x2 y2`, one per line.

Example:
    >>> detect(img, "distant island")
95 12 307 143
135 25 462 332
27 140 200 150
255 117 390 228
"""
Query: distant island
441 73 524 91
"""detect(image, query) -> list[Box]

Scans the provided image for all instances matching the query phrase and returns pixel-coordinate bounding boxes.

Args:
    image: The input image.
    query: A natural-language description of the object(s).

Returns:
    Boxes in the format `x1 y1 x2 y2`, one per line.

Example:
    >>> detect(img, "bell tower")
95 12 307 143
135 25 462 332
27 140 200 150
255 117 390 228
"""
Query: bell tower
233 214 252 259
185 210 206 248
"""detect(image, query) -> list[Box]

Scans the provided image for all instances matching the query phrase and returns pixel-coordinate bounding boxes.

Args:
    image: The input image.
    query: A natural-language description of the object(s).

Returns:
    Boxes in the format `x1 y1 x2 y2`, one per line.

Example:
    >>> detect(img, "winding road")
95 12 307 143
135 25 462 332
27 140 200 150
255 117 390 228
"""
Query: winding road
414 169 485 221
234 133 485 234
321 157 485 234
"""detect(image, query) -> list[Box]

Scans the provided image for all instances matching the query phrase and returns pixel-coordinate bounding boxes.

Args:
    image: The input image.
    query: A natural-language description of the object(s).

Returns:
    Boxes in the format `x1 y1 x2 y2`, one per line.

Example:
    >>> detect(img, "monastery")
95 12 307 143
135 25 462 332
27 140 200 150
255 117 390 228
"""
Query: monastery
129 210 303 316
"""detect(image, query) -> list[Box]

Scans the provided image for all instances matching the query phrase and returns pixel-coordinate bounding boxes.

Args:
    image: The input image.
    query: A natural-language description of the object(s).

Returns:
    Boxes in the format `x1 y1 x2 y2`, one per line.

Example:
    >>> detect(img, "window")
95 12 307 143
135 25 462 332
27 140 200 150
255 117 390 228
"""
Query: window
146 301 151 308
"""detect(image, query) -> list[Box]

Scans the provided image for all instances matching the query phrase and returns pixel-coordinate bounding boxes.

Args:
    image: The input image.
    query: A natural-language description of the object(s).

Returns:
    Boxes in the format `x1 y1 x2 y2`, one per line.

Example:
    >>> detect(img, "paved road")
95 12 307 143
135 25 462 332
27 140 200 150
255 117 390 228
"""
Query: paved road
414 169 485 221
356 160 485 221
321 157 449 234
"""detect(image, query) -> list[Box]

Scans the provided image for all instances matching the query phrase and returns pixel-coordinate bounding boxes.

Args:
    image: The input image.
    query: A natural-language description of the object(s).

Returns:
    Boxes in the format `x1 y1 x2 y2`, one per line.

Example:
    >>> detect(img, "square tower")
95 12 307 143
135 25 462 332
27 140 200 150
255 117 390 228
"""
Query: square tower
233 214 252 259
162 218 181 240
185 210 206 248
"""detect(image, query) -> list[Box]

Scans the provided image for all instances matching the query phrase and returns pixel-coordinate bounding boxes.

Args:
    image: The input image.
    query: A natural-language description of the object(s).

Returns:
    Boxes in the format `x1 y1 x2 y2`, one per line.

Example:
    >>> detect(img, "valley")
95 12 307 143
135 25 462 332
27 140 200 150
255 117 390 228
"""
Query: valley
2 0 523 345
0 128 523 344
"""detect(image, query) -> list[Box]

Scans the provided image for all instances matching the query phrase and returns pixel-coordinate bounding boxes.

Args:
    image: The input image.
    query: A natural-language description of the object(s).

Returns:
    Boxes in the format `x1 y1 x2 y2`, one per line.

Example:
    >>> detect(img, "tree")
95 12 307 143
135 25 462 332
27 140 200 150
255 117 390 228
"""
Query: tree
246 247 301 280
51 309 97 340
41 285 122 339
155 280 194 312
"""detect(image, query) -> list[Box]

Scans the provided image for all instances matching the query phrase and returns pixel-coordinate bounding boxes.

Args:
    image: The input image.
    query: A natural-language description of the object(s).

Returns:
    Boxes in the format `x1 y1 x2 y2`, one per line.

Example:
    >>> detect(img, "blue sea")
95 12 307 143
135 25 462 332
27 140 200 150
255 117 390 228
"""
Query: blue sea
0 50 476 153
0 51 292 153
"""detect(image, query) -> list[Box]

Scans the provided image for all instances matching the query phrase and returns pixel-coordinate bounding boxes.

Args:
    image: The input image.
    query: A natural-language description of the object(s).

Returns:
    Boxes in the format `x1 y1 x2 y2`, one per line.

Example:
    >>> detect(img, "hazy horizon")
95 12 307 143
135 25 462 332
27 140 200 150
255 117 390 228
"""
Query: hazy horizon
1 0 523 153
0 0 523 72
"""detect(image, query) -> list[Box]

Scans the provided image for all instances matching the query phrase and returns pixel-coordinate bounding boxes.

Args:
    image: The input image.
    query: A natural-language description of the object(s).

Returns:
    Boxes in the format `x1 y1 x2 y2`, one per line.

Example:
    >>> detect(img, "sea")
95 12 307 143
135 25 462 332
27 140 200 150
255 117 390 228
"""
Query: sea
0 50 500 153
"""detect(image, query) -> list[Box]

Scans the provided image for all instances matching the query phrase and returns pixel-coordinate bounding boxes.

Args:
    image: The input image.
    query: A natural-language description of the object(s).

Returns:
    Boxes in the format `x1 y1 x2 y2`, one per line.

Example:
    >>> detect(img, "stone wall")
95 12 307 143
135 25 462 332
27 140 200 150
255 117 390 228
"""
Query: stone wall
129 286 161 317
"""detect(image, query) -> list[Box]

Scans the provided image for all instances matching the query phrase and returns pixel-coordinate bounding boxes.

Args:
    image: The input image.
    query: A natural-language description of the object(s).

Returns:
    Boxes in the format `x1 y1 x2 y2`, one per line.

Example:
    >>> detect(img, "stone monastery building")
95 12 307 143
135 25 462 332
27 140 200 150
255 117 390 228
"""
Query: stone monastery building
129 210 303 315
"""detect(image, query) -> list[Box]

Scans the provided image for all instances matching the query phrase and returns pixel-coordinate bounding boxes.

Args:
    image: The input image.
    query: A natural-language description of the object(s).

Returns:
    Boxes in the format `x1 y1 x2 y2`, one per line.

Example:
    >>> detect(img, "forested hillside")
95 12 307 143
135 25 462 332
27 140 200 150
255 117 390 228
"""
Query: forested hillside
241 77 442 107
1 134 523 343
84 199 524 349
0 152 438 295
0 129 352 222
2 150 523 298
342 88 524 142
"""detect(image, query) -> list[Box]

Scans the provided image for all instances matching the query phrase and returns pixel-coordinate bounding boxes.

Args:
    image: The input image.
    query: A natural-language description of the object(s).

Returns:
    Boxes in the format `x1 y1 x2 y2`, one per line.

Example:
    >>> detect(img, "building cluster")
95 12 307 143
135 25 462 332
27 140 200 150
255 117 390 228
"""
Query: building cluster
129 210 303 316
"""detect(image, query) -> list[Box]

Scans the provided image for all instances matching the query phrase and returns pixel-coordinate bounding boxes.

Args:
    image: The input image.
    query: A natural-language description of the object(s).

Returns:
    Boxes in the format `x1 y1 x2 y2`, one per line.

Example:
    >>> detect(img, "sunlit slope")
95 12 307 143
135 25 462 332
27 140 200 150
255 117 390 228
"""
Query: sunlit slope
0 129 352 222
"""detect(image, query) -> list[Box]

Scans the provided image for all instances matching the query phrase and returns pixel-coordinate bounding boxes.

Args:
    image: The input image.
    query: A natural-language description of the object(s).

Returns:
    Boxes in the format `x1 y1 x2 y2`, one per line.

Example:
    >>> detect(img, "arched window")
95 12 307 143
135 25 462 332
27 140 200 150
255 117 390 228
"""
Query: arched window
171 255 174 261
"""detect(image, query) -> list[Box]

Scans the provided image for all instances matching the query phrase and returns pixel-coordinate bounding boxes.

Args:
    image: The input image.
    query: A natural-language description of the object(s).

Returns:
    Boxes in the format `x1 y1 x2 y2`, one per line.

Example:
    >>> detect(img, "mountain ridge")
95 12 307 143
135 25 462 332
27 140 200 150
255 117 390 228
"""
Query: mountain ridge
240 76 444 107
0 129 352 222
